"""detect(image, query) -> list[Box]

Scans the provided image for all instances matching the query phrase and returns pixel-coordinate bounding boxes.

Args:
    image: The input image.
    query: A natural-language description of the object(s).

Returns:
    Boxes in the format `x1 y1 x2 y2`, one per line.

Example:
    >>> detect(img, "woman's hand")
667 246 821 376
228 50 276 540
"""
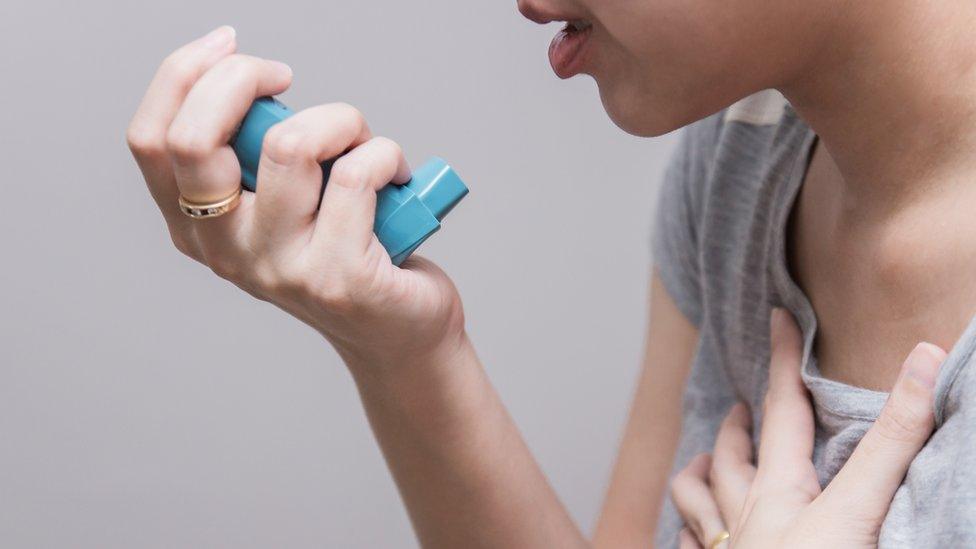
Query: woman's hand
126 26 466 371
671 308 946 549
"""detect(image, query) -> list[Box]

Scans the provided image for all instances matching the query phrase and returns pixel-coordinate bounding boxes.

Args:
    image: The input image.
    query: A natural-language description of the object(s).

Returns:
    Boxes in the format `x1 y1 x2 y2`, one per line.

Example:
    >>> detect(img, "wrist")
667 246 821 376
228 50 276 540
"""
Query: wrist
345 331 489 445
343 329 475 388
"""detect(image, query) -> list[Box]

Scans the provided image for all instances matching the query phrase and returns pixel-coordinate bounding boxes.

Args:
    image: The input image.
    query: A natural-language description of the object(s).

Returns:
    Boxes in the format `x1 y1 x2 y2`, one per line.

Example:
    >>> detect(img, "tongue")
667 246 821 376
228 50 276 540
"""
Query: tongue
548 26 587 79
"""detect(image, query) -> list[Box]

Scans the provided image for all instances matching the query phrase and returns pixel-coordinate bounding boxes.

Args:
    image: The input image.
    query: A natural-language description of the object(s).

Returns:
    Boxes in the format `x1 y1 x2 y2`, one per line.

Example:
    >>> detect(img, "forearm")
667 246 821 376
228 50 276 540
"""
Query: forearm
593 273 698 548
348 334 588 549
592 358 685 548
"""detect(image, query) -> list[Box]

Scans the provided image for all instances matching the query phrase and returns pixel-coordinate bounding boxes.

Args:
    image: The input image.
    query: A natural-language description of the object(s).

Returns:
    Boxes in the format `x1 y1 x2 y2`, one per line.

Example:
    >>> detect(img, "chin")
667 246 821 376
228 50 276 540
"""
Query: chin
595 78 726 138
596 83 687 137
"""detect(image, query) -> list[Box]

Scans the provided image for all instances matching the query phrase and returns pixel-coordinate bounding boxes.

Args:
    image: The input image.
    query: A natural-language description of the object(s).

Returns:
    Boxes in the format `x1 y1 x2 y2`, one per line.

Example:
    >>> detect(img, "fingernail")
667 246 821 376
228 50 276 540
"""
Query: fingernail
202 25 236 49
903 342 946 389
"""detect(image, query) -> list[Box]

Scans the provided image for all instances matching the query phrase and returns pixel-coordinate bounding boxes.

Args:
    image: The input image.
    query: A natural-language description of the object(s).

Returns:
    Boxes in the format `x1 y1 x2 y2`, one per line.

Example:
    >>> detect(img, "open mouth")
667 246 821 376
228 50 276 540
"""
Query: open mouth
548 20 593 79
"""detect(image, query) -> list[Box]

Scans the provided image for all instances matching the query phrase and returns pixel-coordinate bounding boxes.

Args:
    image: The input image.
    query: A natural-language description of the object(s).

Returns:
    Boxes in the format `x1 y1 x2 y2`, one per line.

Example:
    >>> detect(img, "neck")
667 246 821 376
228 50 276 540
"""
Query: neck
779 2 976 222
778 3 976 385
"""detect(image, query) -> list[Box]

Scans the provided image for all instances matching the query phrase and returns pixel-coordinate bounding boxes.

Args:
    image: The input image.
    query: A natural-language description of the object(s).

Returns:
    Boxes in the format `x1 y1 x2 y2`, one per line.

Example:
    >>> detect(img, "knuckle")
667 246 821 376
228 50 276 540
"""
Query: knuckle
875 401 929 444
208 256 242 282
798 475 822 501
671 467 694 493
165 124 214 161
262 126 313 166
334 102 366 129
126 123 166 157
329 157 371 189
373 136 403 158
160 51 199 83
169 231 196 258
668 477 683 500
250 259 284 296
317 281 355 310
758 471 819 503
213 54 255 82
310 271 370 313
761 384 792 414
276 264 310 295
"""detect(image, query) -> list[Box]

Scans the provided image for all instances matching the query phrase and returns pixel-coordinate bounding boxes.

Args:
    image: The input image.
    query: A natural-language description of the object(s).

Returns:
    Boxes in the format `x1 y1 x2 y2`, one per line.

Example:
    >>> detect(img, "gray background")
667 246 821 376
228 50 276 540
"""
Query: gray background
0 1 677 547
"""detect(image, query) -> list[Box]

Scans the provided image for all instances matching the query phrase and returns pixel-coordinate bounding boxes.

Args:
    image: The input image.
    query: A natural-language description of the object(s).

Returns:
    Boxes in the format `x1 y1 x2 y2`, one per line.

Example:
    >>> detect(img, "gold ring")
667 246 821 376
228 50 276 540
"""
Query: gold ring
709 530 731 549
178 187 242 219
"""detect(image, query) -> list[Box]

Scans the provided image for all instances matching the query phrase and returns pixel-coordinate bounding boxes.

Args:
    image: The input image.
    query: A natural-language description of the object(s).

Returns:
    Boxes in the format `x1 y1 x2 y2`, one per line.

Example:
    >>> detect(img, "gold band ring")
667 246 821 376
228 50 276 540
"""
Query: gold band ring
709 530 731 549
178 187 242 219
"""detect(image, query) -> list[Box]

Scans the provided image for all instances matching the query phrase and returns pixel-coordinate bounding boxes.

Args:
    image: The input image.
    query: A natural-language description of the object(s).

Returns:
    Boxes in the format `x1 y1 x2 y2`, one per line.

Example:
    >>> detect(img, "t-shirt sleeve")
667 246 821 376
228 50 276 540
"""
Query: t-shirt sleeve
651 119 716 327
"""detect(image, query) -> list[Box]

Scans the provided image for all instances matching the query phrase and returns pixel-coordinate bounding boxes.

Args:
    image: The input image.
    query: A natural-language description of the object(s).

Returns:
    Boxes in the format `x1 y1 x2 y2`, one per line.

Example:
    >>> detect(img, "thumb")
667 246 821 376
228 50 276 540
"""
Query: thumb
817 342 946 519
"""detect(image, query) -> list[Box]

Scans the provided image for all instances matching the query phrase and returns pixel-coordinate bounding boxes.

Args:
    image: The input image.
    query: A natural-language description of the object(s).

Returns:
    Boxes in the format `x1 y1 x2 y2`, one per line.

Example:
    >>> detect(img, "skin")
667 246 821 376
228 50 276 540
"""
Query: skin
671 310 945 548
127 0 976 546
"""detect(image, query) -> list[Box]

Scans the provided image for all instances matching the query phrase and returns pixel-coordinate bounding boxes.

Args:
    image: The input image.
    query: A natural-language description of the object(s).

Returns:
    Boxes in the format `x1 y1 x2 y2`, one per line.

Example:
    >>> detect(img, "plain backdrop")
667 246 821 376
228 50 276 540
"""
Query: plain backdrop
0 1 678 547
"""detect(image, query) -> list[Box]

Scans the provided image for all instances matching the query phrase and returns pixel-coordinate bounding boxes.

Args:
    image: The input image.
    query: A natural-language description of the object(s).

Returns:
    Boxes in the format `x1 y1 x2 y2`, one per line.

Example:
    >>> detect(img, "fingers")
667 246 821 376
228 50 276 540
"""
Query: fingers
312 136 412 258
128 26 238 175
817 342 945 519
757 308 816 484
127 25 237 250
672 454 728 548
164 53 293 262
250 103 373 254
710 403 756 532
168 54 293 202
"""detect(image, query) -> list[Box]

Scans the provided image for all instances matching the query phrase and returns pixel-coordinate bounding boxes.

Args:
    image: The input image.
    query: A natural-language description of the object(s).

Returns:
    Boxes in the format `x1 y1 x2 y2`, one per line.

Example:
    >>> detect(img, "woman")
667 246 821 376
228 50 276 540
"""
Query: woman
126 1 976 546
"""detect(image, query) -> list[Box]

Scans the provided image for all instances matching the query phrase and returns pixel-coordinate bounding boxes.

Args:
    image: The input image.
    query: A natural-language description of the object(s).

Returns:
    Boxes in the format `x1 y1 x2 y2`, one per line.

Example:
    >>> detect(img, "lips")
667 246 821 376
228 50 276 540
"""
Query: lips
548 21 592 79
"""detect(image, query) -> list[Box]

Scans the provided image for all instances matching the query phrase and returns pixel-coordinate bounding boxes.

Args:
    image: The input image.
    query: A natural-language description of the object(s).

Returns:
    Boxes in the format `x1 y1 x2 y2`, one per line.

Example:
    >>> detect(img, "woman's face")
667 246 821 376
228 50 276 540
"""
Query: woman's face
518 0 830 136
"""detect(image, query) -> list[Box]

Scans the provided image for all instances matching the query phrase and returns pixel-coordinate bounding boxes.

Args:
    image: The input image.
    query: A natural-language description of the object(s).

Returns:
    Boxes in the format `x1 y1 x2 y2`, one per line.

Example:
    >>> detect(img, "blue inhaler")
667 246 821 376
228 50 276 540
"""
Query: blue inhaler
231 97 468 265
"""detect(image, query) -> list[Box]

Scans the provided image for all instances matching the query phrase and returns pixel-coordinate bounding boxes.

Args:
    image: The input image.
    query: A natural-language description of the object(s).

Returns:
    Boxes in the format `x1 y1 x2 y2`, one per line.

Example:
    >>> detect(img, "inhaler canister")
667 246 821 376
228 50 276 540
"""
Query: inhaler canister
231 97 468 265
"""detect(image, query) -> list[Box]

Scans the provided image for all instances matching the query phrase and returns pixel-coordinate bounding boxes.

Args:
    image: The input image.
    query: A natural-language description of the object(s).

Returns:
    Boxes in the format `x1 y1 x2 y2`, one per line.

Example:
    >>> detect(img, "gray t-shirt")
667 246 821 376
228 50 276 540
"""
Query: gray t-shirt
652 90 976 548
